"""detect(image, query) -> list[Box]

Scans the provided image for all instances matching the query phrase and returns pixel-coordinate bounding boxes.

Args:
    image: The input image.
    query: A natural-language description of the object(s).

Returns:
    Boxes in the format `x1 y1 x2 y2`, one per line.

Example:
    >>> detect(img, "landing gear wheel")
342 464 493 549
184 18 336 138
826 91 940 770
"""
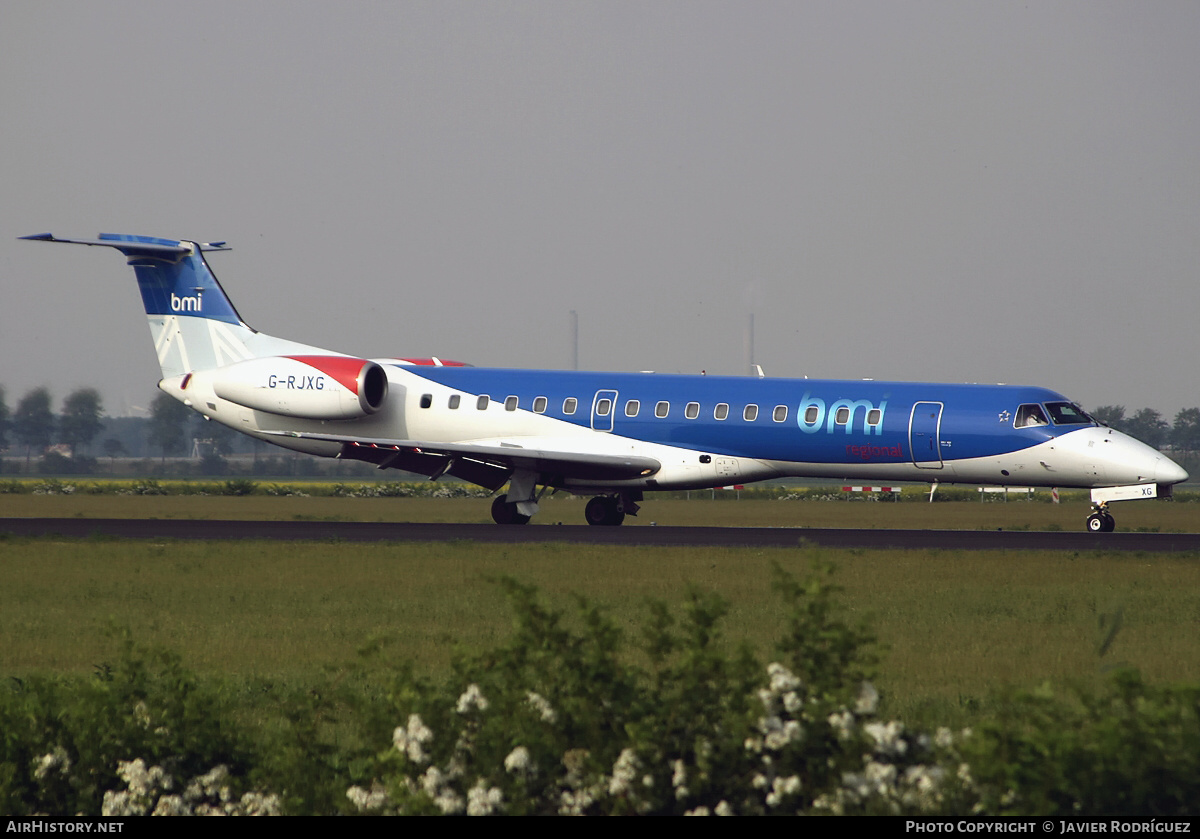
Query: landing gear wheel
1086 512 1115 533
491 494 531 525
585 496 626 526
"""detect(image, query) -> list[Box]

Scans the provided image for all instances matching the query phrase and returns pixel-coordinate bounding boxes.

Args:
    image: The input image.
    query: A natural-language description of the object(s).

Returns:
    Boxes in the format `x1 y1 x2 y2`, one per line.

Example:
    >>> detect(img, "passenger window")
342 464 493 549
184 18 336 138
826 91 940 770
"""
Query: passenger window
625 400 640 417
714 403 729 420
773 405 787 422
804 406 819 424
419 394 432 409
685 402 700 419
505 396 518 412
835 407 850 425
476 395 489 410
596 398 612 416
867 408 881 425
655 401 669 418
448 394 460 410
563 397 577 415
1015 403 1050 428
743 404 759 421
533 396 547 414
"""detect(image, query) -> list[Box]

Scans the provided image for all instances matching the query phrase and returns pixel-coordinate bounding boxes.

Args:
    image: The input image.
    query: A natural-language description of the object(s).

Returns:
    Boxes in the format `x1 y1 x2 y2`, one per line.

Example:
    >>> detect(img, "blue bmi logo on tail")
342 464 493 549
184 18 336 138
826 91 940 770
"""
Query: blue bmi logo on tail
95 234 244 326
18 233 320 378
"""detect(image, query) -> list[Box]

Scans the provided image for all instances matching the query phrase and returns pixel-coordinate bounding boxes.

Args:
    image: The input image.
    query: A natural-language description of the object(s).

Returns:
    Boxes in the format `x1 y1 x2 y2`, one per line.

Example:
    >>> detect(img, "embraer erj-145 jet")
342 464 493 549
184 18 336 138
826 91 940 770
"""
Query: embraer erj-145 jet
24 233 1187 531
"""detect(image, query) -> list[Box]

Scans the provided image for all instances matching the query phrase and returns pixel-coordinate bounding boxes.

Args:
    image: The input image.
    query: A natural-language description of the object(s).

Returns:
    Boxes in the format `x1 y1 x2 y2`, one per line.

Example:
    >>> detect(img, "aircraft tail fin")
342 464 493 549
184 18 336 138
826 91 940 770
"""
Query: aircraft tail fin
22 233 324 378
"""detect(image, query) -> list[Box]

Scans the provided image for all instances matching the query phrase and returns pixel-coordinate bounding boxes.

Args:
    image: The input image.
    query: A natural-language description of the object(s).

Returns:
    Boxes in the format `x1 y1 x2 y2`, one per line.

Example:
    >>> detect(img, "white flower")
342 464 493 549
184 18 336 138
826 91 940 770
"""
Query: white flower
766 774 802 808
346 784 390 812
828 709 856 740
864 720 907 757
935 727 955 750
608 748 640 796
504 746 532 775
767 662 802 694
466 779 503 816
456 683 489 714
759 715 803 750
684 805 710 816
134 702 151 729
715 800 734 816
434 789 464 815
34 747 71 781
420 766 464 814
151 794 188 816
394 714 433 763
855 680 880 715
237 791 282 816
526 691 557 724
671 759 687 790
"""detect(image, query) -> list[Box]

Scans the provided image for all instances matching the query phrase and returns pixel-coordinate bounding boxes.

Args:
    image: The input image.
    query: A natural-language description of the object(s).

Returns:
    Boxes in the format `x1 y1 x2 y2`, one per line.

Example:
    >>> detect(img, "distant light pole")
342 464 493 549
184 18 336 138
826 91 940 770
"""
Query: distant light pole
570 309 579 370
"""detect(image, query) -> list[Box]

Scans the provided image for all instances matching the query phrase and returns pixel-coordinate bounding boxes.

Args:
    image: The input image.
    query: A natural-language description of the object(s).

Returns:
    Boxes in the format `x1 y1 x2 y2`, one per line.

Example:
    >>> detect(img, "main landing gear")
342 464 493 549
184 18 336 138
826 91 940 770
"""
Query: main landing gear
584 492 640 526
491 491 641 526
491 494 531 525
585 496 624 526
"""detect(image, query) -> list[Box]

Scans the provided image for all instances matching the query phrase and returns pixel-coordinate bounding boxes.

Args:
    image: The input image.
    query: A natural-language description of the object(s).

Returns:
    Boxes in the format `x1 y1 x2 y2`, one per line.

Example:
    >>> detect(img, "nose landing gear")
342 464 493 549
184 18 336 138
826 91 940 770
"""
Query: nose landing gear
1086 503 1115 533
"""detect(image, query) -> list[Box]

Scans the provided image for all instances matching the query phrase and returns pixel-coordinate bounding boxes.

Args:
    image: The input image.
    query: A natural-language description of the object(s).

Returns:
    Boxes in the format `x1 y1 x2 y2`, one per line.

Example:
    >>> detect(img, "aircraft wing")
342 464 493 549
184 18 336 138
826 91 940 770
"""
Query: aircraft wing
262 429 661 489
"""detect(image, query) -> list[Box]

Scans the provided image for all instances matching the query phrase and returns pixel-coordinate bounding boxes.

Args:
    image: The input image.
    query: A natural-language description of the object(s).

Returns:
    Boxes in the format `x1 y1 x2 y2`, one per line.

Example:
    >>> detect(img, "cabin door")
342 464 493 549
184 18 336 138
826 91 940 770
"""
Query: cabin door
909 402 944 469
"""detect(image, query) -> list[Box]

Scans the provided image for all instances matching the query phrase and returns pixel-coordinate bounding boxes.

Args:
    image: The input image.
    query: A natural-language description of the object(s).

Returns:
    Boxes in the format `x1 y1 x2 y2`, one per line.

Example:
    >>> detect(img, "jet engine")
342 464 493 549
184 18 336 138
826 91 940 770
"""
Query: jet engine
208 355 388 420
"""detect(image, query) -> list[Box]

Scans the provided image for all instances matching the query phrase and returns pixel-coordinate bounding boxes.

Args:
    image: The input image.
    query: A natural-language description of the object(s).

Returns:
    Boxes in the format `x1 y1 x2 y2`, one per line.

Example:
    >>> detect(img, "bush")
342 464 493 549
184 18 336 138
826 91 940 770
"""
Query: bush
951 671 1200 817
343 565 953 816
0 631 260 816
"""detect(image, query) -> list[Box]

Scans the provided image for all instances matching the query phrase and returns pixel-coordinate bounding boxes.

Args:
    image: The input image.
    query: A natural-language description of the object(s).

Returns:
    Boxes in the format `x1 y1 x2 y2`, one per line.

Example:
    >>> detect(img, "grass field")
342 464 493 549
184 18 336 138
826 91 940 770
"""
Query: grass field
3 507 1199 727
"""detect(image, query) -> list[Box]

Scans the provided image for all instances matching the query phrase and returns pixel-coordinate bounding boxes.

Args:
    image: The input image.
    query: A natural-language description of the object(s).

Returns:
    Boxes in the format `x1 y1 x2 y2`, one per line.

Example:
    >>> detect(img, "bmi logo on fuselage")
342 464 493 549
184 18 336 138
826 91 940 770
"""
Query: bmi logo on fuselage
798 392 886 436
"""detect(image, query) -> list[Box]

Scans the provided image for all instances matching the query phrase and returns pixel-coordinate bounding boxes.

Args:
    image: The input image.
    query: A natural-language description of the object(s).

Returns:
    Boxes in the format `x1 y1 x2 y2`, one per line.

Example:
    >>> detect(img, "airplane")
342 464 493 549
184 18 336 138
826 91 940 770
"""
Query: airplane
23 232 1188 532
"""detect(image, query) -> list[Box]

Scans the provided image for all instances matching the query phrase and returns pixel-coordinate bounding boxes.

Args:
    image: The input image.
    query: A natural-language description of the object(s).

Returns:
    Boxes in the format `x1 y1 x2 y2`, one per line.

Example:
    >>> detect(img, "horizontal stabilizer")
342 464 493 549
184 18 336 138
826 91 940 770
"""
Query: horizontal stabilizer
21 233 230 260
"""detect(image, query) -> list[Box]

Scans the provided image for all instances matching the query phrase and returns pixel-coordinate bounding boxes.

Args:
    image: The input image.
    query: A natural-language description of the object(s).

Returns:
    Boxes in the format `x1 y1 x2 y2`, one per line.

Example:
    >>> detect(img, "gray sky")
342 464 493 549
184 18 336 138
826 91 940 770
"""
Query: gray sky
3 1 1198 418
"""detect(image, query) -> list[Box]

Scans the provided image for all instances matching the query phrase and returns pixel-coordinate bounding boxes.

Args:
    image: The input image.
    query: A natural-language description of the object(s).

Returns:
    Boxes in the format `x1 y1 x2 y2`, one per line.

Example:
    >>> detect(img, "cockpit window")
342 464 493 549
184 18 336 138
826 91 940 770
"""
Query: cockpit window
1015 403 1049 428
1044 401 1093 425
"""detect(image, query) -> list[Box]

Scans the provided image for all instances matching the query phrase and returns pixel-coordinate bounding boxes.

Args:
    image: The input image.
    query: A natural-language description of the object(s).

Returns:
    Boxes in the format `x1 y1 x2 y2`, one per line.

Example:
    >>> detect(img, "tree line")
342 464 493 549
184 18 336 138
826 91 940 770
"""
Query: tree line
1090 405 1200 451
0 385 248 466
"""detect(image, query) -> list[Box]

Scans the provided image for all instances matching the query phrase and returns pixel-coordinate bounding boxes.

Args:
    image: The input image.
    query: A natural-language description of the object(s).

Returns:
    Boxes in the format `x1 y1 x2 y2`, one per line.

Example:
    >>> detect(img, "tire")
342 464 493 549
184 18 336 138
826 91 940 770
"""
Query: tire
491 494 530 525
585 496 625 526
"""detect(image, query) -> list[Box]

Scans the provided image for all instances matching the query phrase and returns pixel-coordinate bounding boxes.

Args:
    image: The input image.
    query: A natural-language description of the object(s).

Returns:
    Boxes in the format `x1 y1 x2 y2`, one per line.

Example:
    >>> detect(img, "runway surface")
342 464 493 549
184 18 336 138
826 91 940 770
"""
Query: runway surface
4 518 1200 552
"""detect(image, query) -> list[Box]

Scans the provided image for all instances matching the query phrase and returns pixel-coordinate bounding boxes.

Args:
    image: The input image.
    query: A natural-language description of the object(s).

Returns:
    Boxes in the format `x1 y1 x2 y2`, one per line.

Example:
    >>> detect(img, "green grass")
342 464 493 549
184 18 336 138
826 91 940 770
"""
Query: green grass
2 535 1199 731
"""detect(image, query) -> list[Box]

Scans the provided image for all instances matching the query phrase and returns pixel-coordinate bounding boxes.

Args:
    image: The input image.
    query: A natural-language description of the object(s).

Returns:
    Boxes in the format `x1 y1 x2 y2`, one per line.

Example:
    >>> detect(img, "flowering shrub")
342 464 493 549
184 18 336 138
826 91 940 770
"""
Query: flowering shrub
338 565 958 816
0 631 259 816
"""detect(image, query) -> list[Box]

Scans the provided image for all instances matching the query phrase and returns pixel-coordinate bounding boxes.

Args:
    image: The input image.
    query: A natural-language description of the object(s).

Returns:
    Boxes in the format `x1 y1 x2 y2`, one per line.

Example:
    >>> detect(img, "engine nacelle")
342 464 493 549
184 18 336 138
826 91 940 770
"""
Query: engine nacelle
208 355 388 420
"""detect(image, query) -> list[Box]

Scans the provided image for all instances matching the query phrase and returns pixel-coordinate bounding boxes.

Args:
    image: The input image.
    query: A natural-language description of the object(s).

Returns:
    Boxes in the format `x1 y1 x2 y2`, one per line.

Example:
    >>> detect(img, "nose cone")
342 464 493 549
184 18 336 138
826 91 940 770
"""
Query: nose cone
1157 455 1189 485
1054 427 1187 487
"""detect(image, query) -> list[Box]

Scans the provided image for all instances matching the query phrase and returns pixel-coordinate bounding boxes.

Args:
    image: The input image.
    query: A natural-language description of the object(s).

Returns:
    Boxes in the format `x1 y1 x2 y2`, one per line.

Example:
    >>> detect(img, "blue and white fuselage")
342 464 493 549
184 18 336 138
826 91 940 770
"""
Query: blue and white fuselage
24 233 1186 530
357 367 1181 491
